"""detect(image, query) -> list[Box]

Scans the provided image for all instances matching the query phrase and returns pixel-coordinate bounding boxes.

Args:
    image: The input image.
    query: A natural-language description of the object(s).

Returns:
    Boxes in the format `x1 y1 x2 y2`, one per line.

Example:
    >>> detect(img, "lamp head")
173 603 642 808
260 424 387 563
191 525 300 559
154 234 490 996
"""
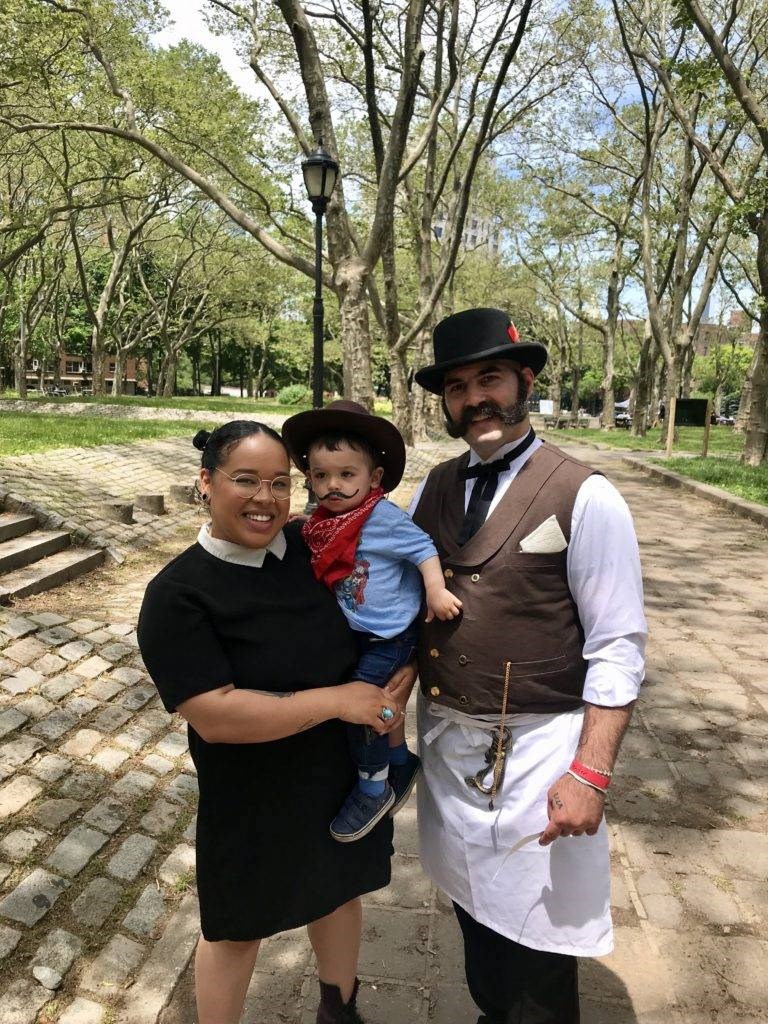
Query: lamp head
301 140 339 213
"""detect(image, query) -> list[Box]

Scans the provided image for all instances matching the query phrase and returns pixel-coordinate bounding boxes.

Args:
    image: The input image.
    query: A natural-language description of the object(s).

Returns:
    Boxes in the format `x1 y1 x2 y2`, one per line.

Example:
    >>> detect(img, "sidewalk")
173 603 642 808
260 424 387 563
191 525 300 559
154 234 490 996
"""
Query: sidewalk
0 441 766 1023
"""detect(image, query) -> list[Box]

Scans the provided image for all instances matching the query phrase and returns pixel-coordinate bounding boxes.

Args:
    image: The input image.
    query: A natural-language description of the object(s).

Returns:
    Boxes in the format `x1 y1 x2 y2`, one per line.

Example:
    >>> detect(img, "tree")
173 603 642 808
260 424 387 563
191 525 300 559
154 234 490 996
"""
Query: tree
613 0 762 438
674 0 768 465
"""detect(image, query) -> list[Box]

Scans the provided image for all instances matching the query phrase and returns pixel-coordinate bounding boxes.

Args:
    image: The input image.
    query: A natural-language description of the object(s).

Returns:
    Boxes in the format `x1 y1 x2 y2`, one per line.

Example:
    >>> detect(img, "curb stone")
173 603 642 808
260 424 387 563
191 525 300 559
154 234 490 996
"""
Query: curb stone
622 455 768 530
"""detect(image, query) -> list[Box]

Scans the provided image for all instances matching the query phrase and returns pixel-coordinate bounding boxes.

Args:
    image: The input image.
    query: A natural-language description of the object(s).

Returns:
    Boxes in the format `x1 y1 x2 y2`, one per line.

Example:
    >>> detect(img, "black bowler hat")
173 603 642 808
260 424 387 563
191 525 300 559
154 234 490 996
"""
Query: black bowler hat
414 308 548 394
282 400 407 493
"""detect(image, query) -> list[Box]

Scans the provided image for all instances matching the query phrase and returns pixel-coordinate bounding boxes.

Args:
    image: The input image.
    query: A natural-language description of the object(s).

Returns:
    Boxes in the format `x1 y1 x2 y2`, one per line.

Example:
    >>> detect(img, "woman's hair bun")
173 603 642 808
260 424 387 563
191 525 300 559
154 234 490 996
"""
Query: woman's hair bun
192 429 211 451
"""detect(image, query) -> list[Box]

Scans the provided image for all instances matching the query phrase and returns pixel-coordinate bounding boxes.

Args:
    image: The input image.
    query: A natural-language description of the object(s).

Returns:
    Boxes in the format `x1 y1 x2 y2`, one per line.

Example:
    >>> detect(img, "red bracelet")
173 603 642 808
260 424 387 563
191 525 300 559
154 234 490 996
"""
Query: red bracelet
569 759 611 791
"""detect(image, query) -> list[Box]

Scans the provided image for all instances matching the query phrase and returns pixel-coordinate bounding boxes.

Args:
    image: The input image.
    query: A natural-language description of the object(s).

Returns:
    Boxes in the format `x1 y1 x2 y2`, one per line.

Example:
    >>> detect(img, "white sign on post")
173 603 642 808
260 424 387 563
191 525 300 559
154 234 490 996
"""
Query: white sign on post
539 400 554 415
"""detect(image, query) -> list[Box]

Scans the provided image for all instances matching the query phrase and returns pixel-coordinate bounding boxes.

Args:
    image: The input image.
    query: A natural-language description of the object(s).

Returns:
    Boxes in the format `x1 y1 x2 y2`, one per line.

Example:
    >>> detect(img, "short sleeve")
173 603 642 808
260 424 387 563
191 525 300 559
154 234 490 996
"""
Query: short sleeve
379 502 437 565
138 575 234 713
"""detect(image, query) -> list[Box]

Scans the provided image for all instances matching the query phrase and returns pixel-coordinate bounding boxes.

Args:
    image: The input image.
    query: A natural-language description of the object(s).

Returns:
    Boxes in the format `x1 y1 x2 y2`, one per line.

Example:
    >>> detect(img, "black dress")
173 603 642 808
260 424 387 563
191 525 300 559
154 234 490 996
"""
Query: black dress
137 522 393 941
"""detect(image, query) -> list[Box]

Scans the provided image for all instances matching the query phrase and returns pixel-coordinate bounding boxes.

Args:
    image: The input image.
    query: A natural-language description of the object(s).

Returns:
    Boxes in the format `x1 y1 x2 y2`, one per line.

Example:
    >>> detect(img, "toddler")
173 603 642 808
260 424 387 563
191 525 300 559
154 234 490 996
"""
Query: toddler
283 401 461 841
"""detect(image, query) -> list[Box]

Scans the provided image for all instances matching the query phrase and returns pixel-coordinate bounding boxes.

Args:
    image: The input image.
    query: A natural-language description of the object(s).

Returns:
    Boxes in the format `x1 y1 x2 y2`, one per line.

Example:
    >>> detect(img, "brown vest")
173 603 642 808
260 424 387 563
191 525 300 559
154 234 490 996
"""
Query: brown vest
412 441 596 715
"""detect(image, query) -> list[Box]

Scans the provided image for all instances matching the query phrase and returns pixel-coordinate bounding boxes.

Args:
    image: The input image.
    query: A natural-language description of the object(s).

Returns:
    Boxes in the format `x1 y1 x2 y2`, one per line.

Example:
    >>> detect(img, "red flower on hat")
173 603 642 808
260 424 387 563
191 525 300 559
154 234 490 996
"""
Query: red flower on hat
507 323 519 343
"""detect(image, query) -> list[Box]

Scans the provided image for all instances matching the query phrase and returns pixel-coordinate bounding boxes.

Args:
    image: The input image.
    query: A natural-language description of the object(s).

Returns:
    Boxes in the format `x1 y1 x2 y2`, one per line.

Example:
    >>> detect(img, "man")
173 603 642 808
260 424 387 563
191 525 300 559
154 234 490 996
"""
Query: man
408 308 646 1023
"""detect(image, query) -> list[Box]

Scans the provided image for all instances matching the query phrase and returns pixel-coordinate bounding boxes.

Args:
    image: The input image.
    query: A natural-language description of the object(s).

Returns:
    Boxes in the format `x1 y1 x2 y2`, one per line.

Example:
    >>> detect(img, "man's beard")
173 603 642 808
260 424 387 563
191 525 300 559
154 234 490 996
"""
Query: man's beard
443 397 529 440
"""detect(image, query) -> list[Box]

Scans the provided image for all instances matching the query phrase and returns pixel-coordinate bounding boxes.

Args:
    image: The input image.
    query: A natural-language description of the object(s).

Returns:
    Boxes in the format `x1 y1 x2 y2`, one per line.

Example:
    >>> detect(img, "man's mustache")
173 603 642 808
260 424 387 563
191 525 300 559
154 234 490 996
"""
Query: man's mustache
455 401 519 433
316 487 361 502
445 398 528 439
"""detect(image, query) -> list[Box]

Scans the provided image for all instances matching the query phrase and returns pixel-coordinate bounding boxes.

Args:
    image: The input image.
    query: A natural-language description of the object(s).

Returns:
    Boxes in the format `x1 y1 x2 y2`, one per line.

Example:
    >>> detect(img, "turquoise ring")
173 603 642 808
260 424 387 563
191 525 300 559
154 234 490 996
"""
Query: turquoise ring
380 707 395 722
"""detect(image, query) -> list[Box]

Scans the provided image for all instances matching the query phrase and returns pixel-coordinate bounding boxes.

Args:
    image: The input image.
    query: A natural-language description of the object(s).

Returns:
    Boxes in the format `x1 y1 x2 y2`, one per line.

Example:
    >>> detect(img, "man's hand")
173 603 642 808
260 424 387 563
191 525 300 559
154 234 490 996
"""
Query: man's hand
538 773 605 846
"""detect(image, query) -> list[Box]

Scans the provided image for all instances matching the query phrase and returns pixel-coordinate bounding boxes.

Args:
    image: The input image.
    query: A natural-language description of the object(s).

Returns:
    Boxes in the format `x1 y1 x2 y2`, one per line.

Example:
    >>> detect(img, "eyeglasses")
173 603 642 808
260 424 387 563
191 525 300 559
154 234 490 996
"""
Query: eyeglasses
214 468 295 501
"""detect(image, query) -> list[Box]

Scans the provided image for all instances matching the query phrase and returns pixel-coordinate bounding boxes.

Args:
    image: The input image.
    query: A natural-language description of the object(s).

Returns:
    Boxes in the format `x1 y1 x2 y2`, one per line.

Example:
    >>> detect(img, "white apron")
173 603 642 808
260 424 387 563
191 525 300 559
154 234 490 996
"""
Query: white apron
417 695 613 956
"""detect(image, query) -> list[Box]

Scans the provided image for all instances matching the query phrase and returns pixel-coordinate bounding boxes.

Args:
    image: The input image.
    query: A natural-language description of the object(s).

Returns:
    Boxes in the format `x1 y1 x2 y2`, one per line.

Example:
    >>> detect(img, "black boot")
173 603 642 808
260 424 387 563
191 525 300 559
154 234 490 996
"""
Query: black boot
316 978 365 1024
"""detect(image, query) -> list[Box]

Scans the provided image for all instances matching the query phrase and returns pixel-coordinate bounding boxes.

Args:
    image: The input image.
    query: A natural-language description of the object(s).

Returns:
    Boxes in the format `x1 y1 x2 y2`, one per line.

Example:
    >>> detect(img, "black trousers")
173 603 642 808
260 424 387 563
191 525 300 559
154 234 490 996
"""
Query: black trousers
453 902 580 1024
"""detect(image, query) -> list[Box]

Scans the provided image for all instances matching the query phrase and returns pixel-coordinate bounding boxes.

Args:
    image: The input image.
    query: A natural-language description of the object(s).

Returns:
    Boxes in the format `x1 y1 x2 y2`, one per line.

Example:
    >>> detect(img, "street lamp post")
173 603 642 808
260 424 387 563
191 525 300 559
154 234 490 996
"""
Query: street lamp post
301 140 339 409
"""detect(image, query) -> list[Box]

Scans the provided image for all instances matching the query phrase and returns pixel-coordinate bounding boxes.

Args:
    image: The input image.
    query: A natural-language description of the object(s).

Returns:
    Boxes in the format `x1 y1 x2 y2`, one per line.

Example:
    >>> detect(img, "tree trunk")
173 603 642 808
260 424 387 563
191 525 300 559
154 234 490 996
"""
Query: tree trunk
630 325 654 438
336 259 374 408
663 350 680 429
161 352 178 397
570 328 583 423
389 351 412 444
601 324 615 430
14 312 27 398
380 225 413 444
681 341 695 397
735 348 755 433
256 340 268 397
741 215 768 462
548 352 564 414
247 343 256 399
741 316 768 465
91 326 106 396
112 353 125 395
192 349 201 396
411 326 438 441
210 332 221 396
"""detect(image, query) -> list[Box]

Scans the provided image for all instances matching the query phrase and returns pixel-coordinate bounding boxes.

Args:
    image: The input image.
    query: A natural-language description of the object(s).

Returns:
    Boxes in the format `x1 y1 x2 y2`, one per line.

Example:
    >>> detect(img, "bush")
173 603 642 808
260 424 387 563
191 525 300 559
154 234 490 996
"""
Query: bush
277 384 311 406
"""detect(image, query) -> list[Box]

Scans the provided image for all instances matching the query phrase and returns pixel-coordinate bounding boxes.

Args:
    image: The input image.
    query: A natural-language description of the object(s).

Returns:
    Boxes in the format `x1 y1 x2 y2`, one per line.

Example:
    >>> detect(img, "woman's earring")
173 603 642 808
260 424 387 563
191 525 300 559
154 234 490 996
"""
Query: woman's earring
193 479 210 512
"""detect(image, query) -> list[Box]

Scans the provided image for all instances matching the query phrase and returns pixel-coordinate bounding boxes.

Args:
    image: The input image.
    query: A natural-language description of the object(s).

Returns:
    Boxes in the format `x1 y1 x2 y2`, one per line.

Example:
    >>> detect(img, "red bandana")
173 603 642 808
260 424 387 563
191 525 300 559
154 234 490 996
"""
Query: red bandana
302 487 385 590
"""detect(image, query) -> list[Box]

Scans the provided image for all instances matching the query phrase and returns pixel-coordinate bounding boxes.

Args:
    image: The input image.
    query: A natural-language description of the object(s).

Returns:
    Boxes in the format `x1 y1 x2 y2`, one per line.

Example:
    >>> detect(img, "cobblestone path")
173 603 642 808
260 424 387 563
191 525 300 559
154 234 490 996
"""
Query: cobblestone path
0 441 766 1023
0 437 222 558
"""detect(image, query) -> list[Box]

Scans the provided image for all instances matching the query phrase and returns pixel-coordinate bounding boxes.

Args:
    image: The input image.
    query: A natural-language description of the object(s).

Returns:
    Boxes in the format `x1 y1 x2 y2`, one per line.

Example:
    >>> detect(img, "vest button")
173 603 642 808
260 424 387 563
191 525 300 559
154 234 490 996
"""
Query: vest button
444 568 454 579
429 648 439 658
471 573 480 582
459 695 469 706
430 686 441 697
458 654 468 665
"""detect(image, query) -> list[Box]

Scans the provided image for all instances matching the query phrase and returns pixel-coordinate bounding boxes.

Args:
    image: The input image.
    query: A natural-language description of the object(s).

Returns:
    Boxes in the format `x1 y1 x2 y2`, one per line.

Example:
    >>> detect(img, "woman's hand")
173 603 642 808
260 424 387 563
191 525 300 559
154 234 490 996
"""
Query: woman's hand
333 681 401 734
384 662 418 707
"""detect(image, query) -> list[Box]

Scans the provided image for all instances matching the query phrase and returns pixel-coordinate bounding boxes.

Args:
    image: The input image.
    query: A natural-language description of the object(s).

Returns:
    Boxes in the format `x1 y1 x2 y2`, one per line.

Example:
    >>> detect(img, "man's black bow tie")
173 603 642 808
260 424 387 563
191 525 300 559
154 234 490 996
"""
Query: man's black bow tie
457 430 537 545
459 451 518 481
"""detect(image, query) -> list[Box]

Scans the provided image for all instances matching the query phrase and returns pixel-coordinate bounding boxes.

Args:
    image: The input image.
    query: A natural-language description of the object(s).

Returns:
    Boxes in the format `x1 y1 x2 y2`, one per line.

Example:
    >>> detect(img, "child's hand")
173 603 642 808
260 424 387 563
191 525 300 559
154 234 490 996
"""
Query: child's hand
288 512 308 524
425 587 463 622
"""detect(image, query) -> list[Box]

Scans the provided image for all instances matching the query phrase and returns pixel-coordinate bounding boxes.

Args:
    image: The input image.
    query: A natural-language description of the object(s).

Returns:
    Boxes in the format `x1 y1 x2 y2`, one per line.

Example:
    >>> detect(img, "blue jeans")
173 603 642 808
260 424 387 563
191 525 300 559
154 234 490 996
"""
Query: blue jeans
349 622 417 779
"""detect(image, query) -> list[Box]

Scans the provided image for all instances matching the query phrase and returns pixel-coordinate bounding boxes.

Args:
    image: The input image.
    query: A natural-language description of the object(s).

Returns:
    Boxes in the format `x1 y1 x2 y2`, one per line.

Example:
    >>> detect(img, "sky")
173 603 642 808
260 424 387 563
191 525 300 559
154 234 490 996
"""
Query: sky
153 1 259 96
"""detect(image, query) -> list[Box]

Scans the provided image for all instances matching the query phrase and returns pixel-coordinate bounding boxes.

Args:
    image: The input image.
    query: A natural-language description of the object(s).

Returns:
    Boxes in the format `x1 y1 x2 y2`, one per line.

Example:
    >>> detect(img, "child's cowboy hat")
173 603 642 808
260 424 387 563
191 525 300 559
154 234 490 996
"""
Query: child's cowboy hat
414 307 548 394
282 400 407 493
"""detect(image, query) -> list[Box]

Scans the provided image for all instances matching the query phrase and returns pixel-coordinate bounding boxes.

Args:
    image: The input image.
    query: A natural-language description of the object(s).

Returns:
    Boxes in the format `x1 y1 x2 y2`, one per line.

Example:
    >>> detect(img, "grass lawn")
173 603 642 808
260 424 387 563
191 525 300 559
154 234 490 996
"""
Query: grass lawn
1 392 394 417
544 425 744 455
655 456 768 506
0 412 216 456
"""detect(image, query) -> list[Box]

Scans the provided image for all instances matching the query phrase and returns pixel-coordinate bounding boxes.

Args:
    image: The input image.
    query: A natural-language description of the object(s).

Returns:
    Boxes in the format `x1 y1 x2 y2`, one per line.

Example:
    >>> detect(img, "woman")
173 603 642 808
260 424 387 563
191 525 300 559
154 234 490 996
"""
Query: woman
138 420 404 1024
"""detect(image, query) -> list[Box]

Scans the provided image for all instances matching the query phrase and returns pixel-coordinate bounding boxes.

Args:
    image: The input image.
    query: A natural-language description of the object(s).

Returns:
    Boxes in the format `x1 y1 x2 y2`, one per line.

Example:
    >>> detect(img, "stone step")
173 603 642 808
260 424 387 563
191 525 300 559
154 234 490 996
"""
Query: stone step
0 512 38 544
0 547 105 603
0 530 71 575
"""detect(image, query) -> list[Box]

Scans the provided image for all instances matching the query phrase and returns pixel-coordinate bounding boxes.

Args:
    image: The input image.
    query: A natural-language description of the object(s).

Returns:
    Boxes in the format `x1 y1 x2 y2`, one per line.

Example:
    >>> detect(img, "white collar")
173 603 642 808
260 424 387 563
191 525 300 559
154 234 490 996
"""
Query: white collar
467 428 535 467
197 522 287 567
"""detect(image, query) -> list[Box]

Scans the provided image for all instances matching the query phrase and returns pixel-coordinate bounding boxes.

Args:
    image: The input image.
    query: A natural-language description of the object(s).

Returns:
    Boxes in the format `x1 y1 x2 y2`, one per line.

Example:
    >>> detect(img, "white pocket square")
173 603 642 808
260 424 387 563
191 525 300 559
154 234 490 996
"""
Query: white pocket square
519 515 568 553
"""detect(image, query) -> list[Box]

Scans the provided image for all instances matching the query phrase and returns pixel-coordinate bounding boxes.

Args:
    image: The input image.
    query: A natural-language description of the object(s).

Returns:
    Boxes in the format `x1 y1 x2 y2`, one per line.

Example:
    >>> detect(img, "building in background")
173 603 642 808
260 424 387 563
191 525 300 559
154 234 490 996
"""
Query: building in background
25 354 143 394
432 209 502 255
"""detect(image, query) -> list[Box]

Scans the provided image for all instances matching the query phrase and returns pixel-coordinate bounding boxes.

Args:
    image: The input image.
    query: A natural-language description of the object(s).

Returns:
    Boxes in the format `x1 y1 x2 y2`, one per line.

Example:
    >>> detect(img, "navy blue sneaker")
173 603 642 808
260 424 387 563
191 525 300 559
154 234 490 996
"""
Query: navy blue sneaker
330 784 395 843
388 752 422 816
